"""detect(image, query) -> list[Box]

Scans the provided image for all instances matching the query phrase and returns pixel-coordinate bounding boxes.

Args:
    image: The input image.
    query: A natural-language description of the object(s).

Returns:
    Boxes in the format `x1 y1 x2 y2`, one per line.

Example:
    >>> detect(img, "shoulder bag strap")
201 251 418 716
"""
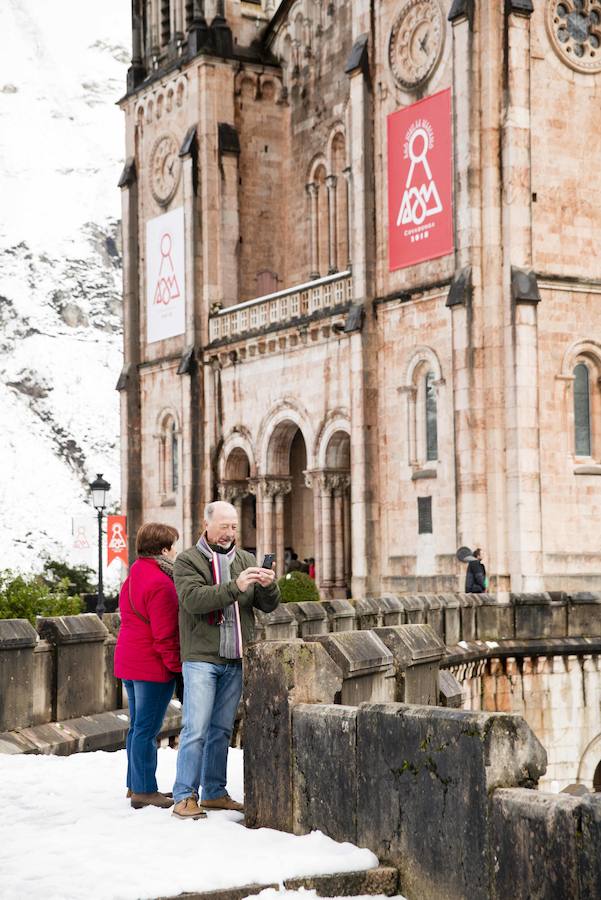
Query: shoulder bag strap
128 578 150 625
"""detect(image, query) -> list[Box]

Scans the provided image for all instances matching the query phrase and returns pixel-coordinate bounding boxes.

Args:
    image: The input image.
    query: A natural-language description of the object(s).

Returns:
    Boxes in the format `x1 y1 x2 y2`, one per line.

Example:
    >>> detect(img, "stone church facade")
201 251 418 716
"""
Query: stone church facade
118 0 601 597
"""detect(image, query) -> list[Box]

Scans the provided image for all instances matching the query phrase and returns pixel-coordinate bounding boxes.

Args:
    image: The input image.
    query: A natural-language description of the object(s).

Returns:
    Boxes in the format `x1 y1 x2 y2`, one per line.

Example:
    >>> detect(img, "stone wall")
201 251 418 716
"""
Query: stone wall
243 634 601 900
0 613 181 755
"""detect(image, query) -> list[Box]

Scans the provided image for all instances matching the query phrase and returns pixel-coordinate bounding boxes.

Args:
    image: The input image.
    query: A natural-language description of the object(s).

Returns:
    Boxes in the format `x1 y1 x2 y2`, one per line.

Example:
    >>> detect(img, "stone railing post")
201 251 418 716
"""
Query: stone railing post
0 619 38 732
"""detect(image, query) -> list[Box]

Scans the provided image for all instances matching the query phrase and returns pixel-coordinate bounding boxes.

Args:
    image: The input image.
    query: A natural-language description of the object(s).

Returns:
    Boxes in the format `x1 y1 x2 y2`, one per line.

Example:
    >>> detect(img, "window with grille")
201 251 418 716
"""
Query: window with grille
425 371 438 462
574 363 592 456
418 496 433 534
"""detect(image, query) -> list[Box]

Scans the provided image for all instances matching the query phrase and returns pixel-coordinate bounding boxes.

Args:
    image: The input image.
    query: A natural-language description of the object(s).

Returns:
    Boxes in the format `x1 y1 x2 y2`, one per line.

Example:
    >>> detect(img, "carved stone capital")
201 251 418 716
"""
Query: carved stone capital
218 480 248 503
326 174 338 191
305 181 318 198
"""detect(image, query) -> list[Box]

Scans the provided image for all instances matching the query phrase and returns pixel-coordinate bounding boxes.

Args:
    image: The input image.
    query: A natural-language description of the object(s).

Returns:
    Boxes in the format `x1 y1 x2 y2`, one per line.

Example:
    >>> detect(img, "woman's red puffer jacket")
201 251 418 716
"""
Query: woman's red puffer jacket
114 558 181 682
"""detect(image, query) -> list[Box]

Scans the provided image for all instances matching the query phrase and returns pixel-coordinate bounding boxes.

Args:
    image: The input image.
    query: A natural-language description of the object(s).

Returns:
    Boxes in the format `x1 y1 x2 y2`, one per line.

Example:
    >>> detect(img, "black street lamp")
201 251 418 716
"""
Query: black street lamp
89 473 111 619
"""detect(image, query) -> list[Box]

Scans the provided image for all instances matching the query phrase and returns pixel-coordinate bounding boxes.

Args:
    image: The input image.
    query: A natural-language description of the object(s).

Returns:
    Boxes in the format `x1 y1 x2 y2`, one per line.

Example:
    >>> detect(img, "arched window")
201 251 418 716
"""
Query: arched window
170 420 179 492
158 413 180 502
574 362 592 456
425 371 438 462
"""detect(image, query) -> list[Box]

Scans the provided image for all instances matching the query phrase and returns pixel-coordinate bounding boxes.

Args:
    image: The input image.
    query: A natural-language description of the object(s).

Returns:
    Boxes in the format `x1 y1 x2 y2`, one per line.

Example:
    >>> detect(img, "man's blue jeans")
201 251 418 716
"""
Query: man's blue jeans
173 661 243 803
123 678 175 794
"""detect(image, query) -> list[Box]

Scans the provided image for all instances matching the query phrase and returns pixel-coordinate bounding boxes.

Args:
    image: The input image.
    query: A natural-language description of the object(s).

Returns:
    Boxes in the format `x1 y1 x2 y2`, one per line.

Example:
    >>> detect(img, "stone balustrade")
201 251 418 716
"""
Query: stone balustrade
208 271 353 344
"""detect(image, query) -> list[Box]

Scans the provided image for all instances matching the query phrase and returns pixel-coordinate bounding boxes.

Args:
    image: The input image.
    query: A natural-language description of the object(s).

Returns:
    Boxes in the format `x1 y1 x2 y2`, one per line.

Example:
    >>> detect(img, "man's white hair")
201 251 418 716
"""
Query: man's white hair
204 500 237 521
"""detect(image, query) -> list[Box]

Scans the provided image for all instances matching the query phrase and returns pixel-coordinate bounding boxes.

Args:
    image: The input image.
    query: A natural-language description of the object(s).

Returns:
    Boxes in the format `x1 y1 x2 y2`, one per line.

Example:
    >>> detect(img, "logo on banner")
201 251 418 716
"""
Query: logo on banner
153 233 181 306
107 516 128 567
387 88 454 271
397 120 443 228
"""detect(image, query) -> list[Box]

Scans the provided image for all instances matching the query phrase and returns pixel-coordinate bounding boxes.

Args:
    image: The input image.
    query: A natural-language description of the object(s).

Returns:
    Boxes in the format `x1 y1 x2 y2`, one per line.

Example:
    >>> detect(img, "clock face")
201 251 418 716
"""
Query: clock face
150 133 181 206
546 0 601 74
389 0 444 91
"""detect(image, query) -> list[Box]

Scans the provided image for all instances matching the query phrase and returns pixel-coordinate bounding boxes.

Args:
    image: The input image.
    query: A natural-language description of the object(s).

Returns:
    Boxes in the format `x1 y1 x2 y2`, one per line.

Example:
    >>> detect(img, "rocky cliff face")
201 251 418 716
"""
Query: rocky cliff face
0 1 128 571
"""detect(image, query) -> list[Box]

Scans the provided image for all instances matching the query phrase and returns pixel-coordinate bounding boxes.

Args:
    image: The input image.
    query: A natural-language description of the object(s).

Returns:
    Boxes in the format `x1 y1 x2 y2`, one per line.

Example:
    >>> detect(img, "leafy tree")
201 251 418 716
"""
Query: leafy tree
277 571 321 603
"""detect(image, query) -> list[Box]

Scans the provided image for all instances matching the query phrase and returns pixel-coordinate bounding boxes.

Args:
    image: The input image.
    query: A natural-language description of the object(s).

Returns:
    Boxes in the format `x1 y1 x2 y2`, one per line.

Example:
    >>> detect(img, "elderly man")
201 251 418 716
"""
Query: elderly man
172 500 280 820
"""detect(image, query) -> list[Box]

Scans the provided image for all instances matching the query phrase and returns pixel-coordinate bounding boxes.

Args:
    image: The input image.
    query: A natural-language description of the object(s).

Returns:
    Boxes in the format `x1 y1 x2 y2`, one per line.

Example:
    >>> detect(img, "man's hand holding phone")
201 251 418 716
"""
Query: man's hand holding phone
257 553 276 587
235 555 276 591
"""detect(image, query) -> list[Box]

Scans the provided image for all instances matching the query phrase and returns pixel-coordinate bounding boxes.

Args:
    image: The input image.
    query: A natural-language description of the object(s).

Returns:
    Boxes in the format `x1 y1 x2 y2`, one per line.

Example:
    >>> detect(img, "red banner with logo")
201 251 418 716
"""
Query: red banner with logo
387 88 454 271
107 515 128 566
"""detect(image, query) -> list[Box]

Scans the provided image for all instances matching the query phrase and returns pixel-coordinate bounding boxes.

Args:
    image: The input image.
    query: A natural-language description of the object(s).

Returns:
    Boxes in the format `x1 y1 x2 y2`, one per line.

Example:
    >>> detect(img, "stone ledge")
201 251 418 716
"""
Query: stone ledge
442 636 601 667
158 867 399 900
0 703 182 756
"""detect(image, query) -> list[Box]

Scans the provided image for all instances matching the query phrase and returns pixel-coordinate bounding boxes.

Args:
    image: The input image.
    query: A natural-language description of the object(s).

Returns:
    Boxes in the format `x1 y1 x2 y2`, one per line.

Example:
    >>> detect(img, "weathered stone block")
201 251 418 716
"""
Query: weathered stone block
101 612 121 638
0 619 37 731
458 592 481 642
31 641 53 725
421 594 444 640
438 669 463 708
243 640 342 832
512 592 568 639
491 789 583 900
568 592 601 638
356 705 546 900
284 867 399 897
286 601 329 637
36 614 109 720
292 704 357 841
439 593 461 646
476 595 515 641
377 595 405 627
398 594 428 625
103 635 122 711
254 604 299 641
306 631 395 705
318 599 357 632
579 794 601 896
372 625 444 705
352 597 382 630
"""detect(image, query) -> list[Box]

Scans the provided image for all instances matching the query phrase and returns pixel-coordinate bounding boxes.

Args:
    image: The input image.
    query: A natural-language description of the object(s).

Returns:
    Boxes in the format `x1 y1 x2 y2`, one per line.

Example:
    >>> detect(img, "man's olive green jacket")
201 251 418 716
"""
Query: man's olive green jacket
174 546 280 664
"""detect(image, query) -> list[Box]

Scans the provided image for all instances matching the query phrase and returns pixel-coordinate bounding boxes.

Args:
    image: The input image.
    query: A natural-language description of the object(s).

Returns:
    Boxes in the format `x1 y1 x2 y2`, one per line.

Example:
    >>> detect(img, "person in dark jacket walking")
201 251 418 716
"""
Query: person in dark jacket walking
465 548 487 593
114 522 181 810
171 500 280 820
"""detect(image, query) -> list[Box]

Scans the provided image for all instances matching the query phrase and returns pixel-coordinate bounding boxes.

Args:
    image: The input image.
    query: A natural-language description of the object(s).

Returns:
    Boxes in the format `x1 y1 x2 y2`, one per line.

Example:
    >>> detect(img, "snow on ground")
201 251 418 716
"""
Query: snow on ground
0 1 128 575
0 747 382 900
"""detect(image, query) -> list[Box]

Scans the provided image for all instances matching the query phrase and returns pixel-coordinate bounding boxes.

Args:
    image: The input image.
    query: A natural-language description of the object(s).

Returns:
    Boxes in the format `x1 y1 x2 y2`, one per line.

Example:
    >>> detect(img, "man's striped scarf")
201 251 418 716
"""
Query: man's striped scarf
196 534 242 659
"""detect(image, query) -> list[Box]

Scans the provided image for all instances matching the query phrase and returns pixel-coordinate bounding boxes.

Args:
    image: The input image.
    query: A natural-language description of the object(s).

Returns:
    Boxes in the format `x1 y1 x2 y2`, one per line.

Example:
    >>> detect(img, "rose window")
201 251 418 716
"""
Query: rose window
547 0 601 73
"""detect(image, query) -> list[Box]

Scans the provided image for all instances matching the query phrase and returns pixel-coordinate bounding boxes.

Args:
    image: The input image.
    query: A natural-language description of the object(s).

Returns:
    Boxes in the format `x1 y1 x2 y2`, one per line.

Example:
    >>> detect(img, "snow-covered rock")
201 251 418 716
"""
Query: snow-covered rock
0 1 129 573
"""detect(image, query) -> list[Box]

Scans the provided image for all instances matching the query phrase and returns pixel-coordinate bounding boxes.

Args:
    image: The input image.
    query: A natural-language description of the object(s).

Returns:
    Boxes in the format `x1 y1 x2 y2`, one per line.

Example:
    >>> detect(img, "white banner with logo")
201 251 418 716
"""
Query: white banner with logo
146 207 186 343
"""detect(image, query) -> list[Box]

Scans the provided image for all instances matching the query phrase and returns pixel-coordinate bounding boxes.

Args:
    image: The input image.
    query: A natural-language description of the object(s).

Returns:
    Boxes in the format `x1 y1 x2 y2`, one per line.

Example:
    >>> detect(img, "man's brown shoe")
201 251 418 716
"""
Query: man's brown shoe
172 797 207 820
130 792 174 810
200 794 244 812
127 789 172 800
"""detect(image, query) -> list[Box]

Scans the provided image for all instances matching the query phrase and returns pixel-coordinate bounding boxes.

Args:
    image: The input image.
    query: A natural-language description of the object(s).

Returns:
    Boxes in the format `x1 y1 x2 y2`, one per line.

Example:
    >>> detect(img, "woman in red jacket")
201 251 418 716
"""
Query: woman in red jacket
115 522 181 810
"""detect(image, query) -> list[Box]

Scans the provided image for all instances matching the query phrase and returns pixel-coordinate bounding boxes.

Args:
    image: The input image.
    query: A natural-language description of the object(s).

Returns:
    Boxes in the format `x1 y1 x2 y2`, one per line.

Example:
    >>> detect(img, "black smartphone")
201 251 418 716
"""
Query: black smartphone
261 553 275 570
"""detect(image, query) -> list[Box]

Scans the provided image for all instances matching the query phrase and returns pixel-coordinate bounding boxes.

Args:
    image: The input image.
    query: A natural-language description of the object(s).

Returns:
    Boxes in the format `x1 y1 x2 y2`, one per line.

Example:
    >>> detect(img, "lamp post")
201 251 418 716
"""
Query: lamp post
90 473 111 619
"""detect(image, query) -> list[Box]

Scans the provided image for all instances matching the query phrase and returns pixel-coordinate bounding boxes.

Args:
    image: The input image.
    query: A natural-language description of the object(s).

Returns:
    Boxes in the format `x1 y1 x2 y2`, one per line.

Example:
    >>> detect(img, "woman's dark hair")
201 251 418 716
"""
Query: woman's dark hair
136 522 179 557
474 548 482 559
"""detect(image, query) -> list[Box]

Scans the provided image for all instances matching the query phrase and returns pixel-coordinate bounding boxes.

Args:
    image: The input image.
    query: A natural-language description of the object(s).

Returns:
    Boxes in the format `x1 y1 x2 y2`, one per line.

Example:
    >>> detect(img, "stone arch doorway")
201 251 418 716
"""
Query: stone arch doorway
594 760 601 792
261 421 313 577
220 447 256 552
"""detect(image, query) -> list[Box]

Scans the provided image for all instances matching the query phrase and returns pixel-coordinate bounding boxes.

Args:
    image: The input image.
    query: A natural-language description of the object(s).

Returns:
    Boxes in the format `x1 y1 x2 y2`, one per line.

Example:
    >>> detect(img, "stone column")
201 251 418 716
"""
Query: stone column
326 174 338 274
321 473 334 587
305 470 323 587
263 485 274 562
219 480 248 547
342 166 352 270
118 159 142 563
306 182 319 278
333 483 345 587
502 4 543 592
180 129 202 547
343 484 352 585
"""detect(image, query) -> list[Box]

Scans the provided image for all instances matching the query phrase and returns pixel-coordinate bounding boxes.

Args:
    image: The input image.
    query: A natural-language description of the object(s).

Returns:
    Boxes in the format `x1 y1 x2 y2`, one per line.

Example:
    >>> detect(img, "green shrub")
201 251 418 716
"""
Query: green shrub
0 570 84 625
277 571 321 603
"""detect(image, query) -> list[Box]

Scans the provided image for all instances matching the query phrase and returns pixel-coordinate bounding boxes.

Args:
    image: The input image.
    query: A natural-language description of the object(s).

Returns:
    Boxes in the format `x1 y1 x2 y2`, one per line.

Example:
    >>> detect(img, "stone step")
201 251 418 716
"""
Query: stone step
157 866 399 900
